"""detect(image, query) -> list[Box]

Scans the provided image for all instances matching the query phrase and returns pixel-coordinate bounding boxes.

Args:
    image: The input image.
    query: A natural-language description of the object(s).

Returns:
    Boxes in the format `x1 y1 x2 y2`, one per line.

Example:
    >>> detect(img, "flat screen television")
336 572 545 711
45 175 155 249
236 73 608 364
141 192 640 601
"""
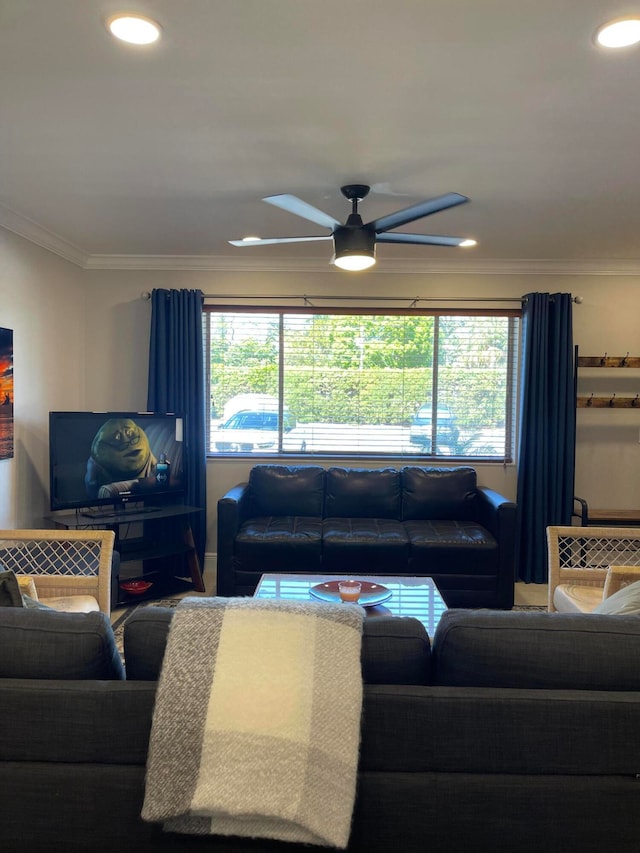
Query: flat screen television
49 411 185 516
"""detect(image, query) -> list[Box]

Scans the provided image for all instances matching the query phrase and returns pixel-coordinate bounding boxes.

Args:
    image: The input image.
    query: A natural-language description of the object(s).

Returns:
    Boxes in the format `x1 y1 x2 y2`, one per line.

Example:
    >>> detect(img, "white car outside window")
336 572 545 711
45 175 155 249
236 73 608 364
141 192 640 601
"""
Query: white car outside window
211 408 305 453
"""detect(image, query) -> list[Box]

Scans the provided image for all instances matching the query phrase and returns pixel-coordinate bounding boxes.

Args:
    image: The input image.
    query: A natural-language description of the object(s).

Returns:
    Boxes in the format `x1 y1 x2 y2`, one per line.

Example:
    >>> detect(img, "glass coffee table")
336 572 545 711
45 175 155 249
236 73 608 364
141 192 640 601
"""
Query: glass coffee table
254 573 447 636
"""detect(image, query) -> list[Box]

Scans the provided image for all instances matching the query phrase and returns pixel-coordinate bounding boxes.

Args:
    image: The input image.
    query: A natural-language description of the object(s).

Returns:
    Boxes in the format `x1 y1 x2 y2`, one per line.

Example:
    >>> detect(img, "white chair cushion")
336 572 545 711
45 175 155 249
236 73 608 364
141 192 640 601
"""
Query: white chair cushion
40 595 100 614
553 583 604 613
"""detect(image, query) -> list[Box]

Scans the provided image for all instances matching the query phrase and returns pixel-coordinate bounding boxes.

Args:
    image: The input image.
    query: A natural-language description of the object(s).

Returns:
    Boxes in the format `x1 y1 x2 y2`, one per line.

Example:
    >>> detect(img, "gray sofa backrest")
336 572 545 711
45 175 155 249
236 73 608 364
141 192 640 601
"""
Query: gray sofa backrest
324 467 402 519
432 609 640 691
249 464 325 517
124 607 431 685
402 466 478 521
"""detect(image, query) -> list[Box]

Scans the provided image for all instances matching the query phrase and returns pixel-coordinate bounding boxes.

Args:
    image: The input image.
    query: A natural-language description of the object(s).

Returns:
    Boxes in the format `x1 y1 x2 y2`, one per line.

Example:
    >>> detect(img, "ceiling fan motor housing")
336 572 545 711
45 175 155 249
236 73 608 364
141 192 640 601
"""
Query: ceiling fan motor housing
333 223 376 258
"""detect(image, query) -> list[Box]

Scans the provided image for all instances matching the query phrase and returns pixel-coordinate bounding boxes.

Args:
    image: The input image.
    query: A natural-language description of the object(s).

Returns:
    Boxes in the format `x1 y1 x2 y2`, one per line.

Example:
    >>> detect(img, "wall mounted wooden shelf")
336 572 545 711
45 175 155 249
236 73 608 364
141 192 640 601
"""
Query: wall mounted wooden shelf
577 356 640 368
576 352 640 408
577 396 640 408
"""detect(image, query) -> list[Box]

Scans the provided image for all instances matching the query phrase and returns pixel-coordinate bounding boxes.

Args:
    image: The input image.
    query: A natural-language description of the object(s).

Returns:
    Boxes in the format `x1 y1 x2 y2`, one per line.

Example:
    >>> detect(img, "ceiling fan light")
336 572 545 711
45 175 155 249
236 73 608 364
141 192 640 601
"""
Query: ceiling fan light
333 251 376 271
595 17 640 48
106 14 162 45
333 224 376 271
459 238 477 248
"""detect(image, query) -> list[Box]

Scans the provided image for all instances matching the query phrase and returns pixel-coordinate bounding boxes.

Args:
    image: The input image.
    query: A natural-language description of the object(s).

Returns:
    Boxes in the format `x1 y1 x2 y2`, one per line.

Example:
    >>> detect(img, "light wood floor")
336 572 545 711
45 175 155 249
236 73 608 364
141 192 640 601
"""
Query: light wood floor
514 581 548 606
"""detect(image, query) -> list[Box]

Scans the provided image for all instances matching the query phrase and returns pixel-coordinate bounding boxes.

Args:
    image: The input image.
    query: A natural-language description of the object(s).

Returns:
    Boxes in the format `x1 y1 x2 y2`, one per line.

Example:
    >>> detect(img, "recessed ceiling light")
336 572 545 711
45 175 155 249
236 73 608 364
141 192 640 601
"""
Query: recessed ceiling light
595 17 640 48
459 239 477 248
106 13 162 45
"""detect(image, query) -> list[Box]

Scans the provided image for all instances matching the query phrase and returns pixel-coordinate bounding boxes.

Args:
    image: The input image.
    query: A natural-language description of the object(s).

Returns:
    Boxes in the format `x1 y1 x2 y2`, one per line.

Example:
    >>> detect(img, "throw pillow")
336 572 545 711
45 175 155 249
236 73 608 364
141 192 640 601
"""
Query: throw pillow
21 594 55 610
592 580 640 615
0 569 24 607
16 575 39 600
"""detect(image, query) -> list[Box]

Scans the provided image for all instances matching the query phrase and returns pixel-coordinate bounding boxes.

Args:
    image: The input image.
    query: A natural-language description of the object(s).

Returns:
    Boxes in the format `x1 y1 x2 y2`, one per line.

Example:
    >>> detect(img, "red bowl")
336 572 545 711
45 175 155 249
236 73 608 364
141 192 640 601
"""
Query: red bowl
120 580 153 595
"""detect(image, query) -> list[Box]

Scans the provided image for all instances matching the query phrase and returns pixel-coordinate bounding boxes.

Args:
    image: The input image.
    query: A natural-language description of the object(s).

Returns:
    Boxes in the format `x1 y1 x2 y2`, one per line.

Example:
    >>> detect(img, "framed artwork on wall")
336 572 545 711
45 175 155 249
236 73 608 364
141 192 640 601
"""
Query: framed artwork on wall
0 327 14 460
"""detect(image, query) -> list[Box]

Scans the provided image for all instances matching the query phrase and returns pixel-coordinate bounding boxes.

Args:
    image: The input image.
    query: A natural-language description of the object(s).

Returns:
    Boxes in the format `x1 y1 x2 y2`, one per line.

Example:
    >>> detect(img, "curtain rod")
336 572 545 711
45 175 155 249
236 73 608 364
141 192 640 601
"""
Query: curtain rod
198 293 582 305
141 292 582 304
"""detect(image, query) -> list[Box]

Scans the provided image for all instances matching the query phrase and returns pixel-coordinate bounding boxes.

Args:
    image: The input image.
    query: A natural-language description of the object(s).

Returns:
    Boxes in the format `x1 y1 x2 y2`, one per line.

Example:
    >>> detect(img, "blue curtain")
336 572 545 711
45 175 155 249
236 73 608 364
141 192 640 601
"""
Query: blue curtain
516 292 576 583
147 289 207 565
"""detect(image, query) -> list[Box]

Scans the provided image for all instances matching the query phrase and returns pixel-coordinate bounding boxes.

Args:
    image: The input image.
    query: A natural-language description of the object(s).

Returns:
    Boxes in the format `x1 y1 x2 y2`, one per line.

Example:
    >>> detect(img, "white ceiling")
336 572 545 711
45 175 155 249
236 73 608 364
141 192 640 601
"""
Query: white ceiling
2 0 640 272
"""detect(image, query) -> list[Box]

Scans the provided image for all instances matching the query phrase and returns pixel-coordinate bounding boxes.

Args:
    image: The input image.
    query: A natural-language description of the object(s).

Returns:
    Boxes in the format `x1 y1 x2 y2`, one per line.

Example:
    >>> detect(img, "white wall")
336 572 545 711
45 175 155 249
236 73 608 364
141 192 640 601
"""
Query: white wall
83 267 640 549
573 281 640 508
0 229 86 527
2 232 640 548
83 268 527 552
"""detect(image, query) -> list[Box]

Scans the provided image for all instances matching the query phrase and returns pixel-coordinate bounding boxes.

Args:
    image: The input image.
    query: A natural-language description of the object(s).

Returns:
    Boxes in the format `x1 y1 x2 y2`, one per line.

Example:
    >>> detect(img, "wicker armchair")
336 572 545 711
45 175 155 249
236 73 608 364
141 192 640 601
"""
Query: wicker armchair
547 525 640 612
0 529 115 615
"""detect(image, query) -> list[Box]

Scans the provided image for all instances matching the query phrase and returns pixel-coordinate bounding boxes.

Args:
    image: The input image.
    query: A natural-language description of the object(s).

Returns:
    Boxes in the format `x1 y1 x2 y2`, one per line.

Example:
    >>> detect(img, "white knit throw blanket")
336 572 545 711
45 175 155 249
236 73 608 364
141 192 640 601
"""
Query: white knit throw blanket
141 596 365 849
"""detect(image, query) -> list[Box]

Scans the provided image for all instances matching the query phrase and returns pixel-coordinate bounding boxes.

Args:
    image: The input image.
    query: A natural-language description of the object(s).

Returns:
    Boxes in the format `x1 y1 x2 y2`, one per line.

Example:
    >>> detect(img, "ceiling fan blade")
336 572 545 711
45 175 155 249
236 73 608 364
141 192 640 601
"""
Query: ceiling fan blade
263 194 341 230
370 192 469 234
376 232 467 247
229 235 333 247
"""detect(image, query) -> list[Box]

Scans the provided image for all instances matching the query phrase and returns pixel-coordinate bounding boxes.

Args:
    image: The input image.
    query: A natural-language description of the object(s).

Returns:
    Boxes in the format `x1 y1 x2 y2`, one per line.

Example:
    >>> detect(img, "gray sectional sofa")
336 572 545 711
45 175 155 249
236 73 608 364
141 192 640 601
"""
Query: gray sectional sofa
1 605 639 852
217 464 517 608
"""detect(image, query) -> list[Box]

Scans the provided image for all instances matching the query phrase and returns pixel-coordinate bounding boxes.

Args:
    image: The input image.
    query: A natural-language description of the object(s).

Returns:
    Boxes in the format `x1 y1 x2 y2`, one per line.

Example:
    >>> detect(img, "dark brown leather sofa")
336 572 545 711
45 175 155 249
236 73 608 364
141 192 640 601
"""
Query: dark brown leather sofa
217 464 517 609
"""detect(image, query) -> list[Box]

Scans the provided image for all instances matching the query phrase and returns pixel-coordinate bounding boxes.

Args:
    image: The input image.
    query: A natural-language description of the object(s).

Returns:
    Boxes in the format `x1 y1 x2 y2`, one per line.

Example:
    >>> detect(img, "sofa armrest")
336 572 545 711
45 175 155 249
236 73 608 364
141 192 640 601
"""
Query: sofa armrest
476 486 517 608
0 680 155 764
475 486 516 535
216 481 250 596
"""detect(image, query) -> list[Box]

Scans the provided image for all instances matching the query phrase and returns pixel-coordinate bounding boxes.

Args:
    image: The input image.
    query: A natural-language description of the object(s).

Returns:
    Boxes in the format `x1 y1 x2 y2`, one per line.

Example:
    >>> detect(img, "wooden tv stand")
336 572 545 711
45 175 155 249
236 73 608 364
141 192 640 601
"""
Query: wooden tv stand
48 504 205 605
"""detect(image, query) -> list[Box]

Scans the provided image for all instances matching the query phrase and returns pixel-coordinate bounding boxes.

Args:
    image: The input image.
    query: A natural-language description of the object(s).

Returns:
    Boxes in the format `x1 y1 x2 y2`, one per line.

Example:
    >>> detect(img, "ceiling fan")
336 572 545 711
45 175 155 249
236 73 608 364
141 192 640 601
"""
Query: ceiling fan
229 184 475 270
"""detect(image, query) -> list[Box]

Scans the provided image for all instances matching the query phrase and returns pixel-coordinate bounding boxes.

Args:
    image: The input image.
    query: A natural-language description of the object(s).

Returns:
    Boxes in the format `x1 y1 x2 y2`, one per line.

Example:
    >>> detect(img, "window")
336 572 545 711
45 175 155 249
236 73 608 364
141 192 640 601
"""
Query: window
203 308 520 461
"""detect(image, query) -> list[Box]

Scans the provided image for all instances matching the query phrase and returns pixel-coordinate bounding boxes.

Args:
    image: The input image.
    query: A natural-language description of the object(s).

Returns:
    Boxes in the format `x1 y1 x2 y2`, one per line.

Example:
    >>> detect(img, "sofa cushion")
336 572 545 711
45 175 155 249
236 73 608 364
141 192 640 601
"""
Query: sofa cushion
0 609 125 679
361 616 431 684
249 465 325 517
325 467 401 519
432 609 640 690
322 518 409 571
405 520 497 573
123 607 173 679
402 466 478 521
235 516 323 571
124 607 431 684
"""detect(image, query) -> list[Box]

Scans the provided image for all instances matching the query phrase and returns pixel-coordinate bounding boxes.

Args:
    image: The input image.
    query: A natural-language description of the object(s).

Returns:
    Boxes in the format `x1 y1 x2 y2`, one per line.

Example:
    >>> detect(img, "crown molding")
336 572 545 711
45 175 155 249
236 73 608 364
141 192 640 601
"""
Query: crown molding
3 206 640 276
0 203 89 267
82 254 640 276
